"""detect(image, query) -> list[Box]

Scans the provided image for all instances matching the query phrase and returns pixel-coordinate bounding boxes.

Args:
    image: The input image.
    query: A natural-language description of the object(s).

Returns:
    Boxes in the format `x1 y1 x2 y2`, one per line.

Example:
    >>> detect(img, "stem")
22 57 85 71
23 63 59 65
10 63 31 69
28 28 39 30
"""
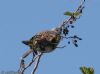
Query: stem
31 53 43 74
22 54 39 73
59 0 85 29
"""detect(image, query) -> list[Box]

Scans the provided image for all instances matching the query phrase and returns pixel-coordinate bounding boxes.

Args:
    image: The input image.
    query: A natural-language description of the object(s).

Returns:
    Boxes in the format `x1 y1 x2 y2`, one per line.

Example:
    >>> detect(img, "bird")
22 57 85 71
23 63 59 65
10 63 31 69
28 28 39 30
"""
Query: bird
18 27 63 74
22 27 62 53
18 0 85 72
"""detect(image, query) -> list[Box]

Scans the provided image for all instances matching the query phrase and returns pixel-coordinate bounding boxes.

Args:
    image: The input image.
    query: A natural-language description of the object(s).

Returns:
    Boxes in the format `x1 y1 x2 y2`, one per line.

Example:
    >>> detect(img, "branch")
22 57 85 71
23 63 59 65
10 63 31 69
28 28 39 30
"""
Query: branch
22 54 40 74
59 0 85 29
18 52 43 74
31 52 43 74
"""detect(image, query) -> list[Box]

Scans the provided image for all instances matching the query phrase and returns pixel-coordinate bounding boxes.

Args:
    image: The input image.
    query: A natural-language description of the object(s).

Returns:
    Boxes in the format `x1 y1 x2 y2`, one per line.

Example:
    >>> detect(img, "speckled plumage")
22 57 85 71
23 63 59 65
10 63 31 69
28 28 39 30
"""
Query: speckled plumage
22 28 62 53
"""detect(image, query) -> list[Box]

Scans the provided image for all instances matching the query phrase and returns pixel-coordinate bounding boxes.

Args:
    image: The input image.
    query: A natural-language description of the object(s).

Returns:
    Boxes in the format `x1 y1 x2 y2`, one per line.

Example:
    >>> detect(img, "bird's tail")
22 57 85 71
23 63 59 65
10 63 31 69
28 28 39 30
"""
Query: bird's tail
22 40 31 45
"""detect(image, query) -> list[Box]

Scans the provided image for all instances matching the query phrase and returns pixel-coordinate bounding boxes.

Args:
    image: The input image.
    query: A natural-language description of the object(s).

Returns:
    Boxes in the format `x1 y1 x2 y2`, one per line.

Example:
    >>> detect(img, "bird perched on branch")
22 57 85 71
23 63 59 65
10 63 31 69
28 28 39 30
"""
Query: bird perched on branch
22 27 62 53
18 27 63 74
18 0 85 74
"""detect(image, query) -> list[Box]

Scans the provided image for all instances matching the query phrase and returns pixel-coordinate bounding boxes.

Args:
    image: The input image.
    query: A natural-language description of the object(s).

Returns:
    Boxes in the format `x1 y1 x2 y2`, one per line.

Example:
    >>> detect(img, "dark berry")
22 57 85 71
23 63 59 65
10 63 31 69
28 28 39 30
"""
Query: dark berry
70 21 73 24
74 40 77 42
71 25 74 28
74 44 78 47
68 41 70 44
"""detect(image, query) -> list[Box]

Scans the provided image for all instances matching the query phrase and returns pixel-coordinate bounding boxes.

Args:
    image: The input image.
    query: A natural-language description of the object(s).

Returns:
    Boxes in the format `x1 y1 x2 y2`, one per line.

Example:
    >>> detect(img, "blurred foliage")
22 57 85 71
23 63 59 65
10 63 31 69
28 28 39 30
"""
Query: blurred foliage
64 11 80 17
80 66 94 74
73 12 80 16
64 11 73 16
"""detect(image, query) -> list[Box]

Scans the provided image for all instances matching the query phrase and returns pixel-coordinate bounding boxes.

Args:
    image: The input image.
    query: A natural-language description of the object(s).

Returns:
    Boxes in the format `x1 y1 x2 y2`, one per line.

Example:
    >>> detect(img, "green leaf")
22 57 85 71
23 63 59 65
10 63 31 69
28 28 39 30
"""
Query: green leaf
73 12 80 16
64 11 73 16
80 67 86 74
80 66 94 74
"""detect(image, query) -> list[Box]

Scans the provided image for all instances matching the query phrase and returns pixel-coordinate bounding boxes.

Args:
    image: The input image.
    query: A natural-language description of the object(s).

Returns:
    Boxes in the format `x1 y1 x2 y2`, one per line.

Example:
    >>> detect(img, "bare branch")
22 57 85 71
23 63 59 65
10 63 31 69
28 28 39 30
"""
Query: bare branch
56 45 66 48
21 53 40 74
31 52 43 74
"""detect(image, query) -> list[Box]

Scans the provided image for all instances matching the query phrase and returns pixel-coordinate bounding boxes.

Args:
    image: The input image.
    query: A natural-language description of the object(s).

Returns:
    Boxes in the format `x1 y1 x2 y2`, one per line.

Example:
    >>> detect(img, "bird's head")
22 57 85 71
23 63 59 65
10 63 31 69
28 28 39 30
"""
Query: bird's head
51 27 62 34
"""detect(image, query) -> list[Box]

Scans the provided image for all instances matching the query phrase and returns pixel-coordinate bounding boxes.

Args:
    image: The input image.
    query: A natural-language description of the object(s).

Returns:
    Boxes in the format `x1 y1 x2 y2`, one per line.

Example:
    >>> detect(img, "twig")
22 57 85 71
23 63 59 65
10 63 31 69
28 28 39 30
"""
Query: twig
21 54 40 74
56 45 66 48
31 52 43 74
18 51 42 74
59 0 85 29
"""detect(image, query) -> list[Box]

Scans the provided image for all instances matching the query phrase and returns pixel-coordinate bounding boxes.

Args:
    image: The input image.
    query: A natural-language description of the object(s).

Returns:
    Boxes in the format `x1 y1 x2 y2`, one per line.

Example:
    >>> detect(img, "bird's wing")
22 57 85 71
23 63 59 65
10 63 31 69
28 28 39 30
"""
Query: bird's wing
35 30 56 42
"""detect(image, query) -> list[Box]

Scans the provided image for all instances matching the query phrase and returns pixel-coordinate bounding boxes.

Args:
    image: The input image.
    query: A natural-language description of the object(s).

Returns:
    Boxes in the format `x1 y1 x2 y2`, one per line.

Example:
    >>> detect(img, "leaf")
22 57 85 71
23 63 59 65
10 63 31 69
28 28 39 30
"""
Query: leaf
73 12 80 16
80 67 86 74
80 66 94 74
64 11 73 16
